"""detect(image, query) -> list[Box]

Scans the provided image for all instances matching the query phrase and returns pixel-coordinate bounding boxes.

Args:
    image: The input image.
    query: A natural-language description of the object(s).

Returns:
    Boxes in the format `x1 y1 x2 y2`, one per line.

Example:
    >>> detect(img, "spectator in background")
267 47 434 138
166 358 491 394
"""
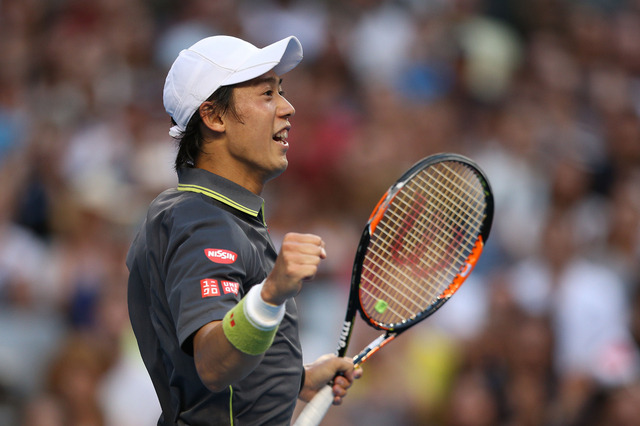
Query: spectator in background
0 0 637 425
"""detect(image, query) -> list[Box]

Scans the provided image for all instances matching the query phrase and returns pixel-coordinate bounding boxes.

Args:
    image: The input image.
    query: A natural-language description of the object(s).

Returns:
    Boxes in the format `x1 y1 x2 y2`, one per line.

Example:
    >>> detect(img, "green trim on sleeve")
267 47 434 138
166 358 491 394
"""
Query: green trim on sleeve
229 385 234 426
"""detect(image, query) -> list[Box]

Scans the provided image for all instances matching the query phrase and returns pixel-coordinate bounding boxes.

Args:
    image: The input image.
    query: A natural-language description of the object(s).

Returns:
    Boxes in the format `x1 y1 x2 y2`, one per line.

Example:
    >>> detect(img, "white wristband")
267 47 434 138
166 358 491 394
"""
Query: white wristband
244 281 286 331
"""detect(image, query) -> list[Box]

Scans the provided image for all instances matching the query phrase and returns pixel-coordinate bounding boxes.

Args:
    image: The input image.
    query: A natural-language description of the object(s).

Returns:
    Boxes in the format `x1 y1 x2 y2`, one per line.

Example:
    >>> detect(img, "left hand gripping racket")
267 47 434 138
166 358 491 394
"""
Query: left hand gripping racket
293 153 494 426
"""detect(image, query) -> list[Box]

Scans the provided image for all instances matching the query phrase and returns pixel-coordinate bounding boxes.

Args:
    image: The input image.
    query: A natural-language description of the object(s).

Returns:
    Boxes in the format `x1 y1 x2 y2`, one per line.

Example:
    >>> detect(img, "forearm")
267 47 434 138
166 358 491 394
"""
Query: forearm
193 320 264 392
193 283 285 392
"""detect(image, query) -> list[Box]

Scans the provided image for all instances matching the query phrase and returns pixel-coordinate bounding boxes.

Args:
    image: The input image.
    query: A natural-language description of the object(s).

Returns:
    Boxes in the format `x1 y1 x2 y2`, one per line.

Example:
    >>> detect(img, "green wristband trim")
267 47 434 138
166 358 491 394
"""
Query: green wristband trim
222 297 278 355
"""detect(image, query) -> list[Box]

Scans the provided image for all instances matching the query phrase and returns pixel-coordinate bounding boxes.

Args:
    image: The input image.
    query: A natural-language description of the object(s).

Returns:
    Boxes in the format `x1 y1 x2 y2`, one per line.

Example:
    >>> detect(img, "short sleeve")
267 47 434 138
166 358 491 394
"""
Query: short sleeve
162 199 259 353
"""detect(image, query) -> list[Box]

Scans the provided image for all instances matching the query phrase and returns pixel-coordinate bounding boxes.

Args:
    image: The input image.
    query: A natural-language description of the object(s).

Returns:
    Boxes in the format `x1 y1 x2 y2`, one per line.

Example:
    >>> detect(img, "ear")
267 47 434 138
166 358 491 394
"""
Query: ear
199 102 225 133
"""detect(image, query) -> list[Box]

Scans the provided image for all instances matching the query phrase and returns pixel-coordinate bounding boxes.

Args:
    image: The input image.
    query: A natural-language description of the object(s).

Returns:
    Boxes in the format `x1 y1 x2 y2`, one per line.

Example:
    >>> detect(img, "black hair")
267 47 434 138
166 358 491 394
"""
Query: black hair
174 85 238 170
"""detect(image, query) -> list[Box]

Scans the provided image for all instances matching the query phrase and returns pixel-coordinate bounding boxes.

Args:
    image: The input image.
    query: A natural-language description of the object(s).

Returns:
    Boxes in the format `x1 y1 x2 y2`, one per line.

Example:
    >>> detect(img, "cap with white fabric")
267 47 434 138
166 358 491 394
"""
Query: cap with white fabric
163 35 303 139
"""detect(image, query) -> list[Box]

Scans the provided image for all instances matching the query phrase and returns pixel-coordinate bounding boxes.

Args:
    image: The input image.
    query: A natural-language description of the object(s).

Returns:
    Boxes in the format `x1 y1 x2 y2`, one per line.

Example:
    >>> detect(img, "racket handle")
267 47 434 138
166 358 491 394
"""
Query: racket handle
292 384 334 426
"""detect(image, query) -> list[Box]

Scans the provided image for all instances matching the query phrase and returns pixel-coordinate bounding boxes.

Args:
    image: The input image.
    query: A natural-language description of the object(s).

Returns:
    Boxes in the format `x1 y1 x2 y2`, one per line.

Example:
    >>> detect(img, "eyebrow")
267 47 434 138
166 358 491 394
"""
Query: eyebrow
246 76 283 87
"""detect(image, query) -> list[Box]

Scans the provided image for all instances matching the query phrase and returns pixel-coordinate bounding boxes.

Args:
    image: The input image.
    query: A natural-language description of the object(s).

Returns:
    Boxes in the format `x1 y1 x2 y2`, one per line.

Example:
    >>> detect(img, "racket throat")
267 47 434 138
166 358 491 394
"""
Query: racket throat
353 334 394 367
335 320 353 355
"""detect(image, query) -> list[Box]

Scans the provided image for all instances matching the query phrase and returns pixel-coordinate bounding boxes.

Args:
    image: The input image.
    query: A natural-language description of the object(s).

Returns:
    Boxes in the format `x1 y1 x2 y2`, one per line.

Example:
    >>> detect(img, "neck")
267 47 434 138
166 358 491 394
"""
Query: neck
195 160 266 195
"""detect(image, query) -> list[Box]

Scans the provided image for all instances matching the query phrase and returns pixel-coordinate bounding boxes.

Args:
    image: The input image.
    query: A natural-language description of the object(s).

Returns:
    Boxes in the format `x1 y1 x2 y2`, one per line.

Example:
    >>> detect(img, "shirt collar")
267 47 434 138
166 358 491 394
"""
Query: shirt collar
176 167 265 219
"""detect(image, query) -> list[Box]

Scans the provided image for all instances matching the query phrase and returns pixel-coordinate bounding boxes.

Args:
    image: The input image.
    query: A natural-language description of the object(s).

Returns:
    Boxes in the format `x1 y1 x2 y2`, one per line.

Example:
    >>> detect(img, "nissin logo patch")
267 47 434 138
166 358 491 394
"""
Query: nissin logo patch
205 249 237 264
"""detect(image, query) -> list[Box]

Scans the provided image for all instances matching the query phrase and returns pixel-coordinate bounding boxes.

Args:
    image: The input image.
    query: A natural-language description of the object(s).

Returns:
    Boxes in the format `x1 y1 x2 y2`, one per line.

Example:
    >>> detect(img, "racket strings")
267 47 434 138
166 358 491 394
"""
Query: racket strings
363 224 475 324
367 214 469 303
416 166 485 236
362 244 437 308
390 172 483 287
401 177 482 256
359 273 421 320
391 166 485 251
375 166 484 277
360 161 487 326
432 164 487 214
400 163 485 258
364 214 472 321
387 197 476 263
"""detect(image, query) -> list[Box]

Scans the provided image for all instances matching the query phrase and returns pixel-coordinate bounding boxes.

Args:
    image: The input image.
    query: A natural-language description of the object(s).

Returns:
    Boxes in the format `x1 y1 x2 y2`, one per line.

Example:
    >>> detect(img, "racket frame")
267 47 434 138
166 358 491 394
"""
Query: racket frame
342 153 493 364
293 153 494 426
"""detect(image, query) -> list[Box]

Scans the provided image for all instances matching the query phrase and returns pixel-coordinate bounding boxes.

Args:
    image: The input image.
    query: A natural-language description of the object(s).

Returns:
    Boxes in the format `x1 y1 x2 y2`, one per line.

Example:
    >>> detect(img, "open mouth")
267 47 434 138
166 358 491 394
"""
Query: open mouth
273 129 289 146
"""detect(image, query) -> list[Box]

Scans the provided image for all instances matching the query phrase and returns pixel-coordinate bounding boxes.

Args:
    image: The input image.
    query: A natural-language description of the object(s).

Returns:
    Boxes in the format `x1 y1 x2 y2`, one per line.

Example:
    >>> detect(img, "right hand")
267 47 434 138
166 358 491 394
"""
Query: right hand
299 354 362 405
261 233 326 305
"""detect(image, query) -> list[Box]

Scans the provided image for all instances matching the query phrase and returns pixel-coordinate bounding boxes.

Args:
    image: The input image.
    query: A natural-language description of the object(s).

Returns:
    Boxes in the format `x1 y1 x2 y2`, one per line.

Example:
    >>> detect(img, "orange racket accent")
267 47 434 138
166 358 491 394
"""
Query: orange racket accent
353 334 397 368
441 236 484 299
368 190 390 234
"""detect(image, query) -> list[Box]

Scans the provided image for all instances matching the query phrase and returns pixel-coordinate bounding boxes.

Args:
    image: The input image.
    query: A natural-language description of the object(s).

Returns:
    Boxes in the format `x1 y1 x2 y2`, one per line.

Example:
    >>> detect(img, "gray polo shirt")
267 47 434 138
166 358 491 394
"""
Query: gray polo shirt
127 167 303 425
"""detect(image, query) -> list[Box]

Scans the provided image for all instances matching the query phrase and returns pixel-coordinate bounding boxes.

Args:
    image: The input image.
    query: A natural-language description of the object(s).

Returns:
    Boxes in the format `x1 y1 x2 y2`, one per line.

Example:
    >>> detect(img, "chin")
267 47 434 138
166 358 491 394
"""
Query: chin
276 156 288 172
265 162 288 182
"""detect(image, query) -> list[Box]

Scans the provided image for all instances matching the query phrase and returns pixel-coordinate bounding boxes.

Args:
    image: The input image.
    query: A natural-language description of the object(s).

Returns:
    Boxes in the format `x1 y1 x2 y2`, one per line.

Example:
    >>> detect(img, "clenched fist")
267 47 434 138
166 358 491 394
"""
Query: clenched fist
260 233 326 306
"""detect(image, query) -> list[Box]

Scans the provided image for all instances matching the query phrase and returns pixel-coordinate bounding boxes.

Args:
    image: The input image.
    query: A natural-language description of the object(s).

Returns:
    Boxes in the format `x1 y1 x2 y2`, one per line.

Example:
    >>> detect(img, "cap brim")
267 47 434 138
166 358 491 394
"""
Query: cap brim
223 36 303 86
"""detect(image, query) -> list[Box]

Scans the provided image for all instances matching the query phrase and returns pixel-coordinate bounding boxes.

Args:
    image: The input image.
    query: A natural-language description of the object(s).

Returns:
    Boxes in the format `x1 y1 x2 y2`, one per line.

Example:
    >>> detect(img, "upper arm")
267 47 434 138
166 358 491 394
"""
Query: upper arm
163 203 247 352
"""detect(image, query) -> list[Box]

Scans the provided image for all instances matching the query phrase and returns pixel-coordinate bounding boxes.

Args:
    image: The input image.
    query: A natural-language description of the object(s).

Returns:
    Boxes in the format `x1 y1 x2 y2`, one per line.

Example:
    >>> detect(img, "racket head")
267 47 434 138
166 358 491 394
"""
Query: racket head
353 153 494 333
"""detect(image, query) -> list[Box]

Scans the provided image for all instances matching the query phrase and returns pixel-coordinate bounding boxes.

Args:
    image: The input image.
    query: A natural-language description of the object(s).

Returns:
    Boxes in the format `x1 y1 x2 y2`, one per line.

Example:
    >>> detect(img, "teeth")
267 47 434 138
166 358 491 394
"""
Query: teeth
274 130 288 141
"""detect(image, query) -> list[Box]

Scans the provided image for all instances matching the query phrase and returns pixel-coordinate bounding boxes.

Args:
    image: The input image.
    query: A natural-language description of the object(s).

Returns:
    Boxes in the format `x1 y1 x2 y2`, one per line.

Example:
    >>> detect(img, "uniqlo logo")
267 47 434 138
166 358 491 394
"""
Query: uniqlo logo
200 279 220 298
221 280 239 295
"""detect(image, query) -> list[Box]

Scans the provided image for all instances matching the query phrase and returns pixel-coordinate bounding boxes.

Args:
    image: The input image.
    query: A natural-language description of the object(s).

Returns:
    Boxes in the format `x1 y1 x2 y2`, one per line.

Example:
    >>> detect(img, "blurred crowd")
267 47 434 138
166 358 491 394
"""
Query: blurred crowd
1 0 639 425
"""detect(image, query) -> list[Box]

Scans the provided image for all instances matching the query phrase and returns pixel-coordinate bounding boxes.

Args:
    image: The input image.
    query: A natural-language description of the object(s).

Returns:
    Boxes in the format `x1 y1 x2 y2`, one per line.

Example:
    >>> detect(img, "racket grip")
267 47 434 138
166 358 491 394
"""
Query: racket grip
292 384 334 426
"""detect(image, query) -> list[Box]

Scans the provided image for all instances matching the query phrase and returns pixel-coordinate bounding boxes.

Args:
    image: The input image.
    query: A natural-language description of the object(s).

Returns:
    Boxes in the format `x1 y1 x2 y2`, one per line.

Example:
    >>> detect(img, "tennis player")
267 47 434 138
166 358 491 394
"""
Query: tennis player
126 35 361 425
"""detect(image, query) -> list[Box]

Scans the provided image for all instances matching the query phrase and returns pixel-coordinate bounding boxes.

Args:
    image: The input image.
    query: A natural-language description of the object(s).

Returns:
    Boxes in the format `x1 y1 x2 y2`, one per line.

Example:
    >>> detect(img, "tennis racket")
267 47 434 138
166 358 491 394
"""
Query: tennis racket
293 153 494 426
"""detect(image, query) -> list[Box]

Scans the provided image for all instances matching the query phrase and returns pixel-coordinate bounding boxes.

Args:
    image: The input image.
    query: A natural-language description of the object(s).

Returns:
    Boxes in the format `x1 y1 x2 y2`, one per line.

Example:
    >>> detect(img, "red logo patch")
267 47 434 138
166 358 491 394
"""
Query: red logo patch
205 249 237 264
221 280 239 295
200 279 220 298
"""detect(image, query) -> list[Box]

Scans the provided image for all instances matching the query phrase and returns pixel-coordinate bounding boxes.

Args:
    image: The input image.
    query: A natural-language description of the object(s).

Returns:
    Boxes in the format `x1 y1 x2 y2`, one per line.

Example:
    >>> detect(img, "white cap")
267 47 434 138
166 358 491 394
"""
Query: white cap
163 35 303 139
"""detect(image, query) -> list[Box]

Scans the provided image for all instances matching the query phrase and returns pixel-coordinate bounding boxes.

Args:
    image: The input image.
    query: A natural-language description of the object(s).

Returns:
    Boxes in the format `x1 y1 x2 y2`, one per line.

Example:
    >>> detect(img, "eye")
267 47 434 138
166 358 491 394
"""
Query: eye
264 90 274 97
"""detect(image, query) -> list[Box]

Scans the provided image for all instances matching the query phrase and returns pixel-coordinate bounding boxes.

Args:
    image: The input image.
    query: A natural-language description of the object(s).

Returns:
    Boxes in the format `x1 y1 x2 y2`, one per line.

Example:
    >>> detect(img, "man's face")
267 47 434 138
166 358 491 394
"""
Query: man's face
221 70 295 187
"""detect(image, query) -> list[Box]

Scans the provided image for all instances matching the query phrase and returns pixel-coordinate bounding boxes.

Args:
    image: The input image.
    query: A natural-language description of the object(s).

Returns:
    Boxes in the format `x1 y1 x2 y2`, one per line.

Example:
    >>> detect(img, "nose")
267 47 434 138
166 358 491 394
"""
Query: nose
279 95 295 118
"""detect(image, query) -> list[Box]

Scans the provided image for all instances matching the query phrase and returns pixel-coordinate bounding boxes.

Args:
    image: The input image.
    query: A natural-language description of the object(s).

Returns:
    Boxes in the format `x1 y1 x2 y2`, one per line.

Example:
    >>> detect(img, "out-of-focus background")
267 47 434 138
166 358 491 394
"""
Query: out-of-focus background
1 0 639 425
